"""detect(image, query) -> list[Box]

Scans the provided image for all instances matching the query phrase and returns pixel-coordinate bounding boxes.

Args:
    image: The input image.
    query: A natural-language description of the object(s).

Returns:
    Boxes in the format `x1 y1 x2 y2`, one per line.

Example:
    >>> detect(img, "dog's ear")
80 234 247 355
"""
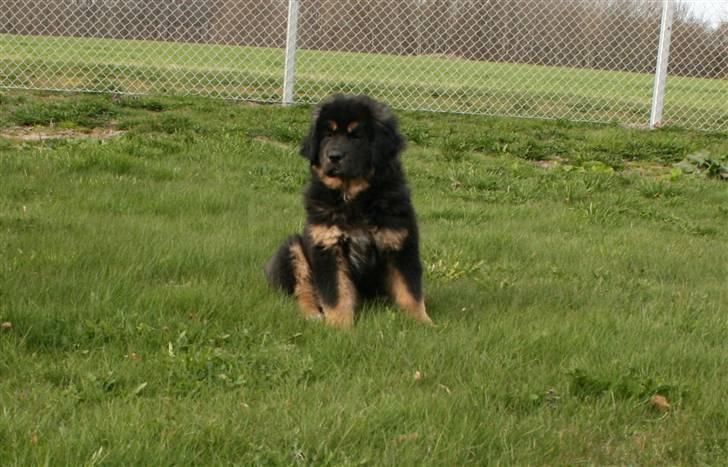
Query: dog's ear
371 107 405 168
300 109 321 164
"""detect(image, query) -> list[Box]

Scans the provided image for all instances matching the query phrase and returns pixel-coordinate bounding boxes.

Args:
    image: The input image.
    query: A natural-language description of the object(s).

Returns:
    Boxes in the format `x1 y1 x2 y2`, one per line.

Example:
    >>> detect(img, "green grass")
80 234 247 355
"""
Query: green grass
1 90 728 465
2 33 727 130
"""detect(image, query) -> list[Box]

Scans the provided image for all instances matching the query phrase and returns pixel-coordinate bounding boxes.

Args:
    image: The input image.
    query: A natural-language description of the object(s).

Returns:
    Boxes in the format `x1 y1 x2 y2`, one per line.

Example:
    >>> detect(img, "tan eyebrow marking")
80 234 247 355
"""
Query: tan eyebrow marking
347 121 359 133
327 120 338 131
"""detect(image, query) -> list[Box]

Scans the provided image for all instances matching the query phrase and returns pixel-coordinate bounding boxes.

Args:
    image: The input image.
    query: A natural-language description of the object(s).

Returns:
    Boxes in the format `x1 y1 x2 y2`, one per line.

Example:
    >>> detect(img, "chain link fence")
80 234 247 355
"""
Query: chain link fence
1 0 726 130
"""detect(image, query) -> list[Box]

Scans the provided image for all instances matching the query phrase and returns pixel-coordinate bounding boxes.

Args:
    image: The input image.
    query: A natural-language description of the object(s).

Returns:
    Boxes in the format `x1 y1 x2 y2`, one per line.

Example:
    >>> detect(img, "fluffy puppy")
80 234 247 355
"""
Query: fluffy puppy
266 95 431 328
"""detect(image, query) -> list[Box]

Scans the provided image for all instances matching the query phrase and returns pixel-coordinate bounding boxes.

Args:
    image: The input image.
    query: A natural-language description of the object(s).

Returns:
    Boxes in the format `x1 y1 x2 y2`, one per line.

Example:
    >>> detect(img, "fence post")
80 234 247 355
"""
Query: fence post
282 0 300 105
649 0 674 129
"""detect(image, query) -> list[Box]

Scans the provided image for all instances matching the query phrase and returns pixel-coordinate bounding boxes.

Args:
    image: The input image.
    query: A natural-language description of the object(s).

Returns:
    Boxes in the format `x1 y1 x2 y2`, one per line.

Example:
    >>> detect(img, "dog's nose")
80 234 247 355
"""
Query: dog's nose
328 151 344 164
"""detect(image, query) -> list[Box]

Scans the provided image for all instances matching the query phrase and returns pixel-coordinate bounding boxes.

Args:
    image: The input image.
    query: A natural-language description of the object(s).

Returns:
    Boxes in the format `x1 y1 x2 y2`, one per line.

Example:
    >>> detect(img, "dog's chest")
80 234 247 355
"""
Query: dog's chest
340 228 377 272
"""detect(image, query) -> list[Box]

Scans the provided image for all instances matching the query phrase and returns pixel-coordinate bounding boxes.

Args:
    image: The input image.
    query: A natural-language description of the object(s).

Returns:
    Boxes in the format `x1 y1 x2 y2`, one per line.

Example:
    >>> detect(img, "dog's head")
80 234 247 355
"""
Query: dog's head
301 95 404 181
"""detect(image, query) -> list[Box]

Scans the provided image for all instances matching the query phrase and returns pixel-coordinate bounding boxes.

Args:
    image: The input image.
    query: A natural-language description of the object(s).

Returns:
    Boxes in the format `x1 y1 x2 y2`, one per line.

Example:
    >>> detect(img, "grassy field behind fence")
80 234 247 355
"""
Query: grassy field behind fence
1 90 727 464
1 33 727 130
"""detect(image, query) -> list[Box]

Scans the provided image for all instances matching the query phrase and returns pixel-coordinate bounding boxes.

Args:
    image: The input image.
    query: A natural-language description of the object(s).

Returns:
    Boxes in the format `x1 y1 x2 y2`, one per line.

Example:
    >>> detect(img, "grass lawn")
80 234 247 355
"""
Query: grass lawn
1 90 728 464
2 33 727 131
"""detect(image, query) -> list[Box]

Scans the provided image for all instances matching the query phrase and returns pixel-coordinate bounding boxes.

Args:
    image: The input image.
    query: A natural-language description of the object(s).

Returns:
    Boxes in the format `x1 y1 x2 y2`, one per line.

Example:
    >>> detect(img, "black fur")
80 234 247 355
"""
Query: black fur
266 95 426 323
264 235 301 295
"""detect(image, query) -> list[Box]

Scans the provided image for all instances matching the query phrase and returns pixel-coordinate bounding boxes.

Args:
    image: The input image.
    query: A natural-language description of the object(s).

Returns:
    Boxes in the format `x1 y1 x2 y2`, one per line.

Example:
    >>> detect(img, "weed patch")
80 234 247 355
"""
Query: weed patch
568 367 683 405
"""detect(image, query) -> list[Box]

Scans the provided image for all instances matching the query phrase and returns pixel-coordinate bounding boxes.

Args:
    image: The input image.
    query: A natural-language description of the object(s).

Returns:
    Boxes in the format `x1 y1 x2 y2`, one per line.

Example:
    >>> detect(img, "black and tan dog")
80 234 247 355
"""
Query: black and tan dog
265 95 432 328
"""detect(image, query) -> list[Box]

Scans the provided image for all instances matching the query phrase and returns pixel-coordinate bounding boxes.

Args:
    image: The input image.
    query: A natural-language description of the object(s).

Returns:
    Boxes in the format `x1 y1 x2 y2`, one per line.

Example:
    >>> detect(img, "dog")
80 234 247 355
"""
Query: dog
265 95 432 328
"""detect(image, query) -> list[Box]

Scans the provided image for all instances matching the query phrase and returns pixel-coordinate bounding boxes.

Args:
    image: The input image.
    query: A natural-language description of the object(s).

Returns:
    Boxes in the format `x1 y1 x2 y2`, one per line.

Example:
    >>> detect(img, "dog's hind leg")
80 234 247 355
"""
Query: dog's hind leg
265 235 322 320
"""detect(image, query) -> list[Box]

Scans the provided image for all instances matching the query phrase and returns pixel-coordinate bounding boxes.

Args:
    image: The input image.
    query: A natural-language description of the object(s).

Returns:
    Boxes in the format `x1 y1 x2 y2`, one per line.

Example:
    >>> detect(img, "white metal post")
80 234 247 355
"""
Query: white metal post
650 0 674 128
282 0 300 105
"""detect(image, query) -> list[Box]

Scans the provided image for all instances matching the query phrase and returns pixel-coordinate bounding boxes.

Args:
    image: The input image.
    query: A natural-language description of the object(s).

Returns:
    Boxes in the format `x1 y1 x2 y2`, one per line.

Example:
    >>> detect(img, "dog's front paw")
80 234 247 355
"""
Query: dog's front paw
323 308 354 329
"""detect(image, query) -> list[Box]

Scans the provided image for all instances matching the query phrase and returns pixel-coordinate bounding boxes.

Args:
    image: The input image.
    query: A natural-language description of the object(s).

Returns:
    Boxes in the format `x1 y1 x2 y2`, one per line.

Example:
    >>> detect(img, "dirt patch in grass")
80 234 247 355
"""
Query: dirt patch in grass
623 160 672 176
252 136 294 152
0 125 126 142
532 156 674 177
533 156 567 169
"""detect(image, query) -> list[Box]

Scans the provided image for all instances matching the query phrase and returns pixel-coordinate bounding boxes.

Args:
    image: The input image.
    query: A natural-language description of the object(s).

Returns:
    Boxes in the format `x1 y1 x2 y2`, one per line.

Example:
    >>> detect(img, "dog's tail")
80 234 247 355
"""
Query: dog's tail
264 234 304 295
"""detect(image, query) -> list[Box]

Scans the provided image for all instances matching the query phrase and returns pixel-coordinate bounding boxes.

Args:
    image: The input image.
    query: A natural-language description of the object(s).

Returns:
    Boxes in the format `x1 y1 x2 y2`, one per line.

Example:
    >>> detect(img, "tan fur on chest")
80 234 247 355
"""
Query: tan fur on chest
308 224 408 252
371 227 408 251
